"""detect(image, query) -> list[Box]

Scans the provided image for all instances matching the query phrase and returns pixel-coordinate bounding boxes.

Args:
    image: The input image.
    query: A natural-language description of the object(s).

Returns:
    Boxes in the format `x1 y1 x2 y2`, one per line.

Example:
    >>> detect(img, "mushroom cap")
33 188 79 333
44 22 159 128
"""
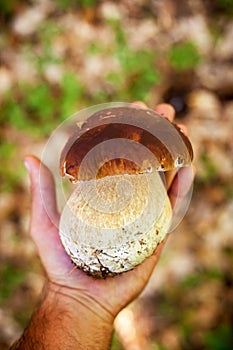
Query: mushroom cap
60 106 193 181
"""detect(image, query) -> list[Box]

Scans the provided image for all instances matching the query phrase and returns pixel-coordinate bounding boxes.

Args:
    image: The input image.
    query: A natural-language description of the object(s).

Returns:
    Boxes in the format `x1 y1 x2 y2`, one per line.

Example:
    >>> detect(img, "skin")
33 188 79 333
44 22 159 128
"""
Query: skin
11 104 194 350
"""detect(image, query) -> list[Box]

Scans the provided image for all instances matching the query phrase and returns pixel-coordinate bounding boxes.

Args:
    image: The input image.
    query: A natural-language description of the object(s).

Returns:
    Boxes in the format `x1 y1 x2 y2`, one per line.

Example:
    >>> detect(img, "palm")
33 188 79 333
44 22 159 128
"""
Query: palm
34 196 165 316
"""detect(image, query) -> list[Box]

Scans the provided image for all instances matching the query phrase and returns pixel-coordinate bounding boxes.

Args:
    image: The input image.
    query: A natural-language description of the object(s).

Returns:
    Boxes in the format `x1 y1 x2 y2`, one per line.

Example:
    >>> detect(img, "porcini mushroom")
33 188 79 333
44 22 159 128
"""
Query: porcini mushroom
59 106 193 278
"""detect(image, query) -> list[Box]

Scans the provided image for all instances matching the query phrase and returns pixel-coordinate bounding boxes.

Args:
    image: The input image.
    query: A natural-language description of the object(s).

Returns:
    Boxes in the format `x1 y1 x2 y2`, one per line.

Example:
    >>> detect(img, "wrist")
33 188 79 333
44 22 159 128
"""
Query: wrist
45 281 114 349
11 281 114 350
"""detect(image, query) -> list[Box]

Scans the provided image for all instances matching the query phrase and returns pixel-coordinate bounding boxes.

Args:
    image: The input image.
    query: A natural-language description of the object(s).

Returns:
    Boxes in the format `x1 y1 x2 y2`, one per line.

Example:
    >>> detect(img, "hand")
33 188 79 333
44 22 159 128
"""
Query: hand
20 103 194 349
24 103 194 315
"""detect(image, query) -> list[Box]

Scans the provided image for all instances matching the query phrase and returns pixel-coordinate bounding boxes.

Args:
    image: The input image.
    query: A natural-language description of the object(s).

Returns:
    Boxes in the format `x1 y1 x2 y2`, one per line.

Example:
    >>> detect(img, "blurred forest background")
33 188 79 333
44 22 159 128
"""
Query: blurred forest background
0 0 233 349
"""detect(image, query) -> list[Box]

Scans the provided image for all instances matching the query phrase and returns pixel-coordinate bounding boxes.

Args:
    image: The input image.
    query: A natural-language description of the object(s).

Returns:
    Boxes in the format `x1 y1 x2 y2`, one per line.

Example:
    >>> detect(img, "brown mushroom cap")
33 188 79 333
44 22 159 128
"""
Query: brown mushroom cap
60 107 193 181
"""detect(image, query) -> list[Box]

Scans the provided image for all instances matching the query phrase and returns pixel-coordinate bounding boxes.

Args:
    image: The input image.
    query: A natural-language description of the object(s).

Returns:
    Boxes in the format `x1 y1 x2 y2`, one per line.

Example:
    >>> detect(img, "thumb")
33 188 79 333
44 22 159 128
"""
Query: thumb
24 156 70 274
24 155 59 232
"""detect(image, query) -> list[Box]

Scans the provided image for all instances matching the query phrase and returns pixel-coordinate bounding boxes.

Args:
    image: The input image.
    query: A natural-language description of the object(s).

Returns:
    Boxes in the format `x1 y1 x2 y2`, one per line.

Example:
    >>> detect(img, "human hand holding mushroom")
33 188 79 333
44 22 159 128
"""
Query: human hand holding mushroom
12 103 194 350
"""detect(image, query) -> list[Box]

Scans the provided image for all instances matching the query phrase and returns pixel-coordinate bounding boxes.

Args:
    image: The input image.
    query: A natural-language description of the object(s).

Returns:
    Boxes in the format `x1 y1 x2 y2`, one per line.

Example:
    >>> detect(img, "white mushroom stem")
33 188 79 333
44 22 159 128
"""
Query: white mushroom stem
59 172 172 278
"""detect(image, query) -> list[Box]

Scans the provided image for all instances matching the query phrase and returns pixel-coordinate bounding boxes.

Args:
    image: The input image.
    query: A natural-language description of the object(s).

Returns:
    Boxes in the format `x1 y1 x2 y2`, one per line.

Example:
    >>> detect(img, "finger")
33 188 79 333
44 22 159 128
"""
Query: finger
168 165 195 209
131 101 147 109
24 155 59 230
24 156 71 274
154 103 176 122
131 102 176 122
176 123 188 136
131 102 182 190
164 169 177 190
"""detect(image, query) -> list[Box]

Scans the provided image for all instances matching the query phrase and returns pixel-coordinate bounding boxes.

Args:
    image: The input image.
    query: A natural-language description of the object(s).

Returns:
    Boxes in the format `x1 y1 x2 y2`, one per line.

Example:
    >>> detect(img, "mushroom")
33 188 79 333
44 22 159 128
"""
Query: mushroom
59 106 193 278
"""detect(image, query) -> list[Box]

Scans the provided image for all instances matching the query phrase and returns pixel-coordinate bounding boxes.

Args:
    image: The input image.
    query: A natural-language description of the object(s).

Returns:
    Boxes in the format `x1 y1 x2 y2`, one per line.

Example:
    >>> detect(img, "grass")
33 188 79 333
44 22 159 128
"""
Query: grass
0 141 26 192
214 0 233 16
0 71 85 192
199 153 218 183
56 0 96 10
204 325 233 350
180 268 223 289
0 0 27 21
112 21 160 101
1 73 84 138
168 42 201 71
111 332 124 350
0 261 26 301
88 19 161 102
